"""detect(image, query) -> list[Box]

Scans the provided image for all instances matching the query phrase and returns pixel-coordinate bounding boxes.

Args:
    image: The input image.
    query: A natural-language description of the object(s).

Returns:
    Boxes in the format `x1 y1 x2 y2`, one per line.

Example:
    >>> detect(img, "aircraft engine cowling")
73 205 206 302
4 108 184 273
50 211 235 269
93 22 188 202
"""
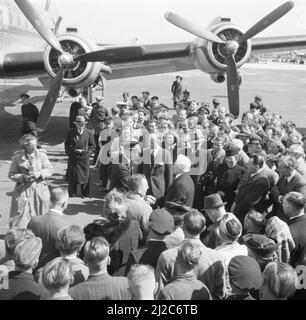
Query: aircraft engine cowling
44 33 102 89
191 24 252 75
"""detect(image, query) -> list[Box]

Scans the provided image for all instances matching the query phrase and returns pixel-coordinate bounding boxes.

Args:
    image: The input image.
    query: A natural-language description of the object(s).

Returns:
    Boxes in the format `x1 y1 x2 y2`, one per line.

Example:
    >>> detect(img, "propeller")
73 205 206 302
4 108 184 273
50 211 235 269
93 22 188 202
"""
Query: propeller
36 67 64 130
165 12 225 44
15 0 63 54
165 1 294 118
15 0 146 131
226 55 239 118
239 1 294 43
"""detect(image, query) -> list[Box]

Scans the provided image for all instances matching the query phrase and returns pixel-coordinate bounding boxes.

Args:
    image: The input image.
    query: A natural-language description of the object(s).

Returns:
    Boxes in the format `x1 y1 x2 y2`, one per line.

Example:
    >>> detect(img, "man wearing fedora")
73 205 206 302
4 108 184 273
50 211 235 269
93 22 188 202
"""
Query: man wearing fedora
201 193 227 249
20 93 40 135
171 75 184 108
65 116 95 198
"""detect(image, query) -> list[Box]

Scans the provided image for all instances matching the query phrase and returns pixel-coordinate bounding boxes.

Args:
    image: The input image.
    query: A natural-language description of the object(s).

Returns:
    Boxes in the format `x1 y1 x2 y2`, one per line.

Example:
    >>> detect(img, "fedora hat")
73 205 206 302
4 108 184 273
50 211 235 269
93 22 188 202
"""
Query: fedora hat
74 116 87 125
204 193 226 209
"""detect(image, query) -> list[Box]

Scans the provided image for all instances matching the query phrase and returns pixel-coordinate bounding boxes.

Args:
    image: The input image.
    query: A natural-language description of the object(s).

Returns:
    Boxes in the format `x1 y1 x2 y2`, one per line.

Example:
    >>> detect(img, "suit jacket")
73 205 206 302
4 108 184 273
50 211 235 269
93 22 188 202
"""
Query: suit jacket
288 214 306 266
125 240 168 275
271 171 306 222
156 239 227 300
0 271 49 300
69 273 130 300
142 147 173 200
126 193 152 236
27 211 69 269
109 161 140 193
234 170 270 221
163 172 195 207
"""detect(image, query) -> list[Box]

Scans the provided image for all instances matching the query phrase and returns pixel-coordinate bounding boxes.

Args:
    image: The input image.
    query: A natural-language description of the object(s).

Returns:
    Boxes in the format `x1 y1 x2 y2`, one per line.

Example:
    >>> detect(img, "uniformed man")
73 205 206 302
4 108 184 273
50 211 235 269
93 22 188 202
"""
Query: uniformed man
20 94 40 135
65 116 96 198
9 134 53 228
171 75 184 108
179 90 192 109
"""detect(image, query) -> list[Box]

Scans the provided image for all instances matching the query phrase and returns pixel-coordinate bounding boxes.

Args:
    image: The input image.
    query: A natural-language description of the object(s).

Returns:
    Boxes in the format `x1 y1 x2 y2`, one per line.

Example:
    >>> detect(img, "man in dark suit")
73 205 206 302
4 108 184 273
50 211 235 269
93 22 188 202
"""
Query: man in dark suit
233 154 270 224
27 187 70 269
69 237 130 300
65 116 95 198
109 140 142 193
283 192 306 267
142 91 151 112
142 135 173 201
270 155 306 222
215 148 247 211
20 93 40 135
163 154 195 207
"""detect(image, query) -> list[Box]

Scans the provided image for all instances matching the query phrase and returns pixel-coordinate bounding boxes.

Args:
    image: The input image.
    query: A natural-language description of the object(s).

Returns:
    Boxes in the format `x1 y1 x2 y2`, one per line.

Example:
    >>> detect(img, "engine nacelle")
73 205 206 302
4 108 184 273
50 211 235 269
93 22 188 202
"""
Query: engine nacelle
44 33 102 89
190 23 252 75
210 73 225 83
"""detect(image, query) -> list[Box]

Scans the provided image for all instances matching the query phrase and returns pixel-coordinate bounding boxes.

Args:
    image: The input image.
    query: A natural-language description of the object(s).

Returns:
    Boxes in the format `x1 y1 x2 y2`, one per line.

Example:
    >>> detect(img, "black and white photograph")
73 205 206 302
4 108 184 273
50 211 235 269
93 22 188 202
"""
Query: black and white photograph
1 0 306 304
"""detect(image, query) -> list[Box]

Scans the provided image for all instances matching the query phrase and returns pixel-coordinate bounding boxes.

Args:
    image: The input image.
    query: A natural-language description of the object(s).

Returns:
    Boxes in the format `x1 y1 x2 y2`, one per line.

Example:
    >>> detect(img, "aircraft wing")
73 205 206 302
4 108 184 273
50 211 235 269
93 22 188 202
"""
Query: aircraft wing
3 35 306 80
106 42 194 80
252 35 306 54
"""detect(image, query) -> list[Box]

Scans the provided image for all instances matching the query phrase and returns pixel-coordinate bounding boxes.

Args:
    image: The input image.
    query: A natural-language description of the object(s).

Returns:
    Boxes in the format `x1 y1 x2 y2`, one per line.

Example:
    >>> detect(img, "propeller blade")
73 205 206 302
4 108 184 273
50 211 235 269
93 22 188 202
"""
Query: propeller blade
226 55 240 119
239 1 294 43
36 68 64 131
75 46 145 63
15 0 63 54
165 12 226 44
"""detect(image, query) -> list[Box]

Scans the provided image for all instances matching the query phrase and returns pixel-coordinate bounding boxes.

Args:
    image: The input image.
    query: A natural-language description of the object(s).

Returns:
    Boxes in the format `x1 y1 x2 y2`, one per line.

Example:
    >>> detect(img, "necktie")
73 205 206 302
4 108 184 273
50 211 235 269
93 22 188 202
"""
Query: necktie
285 178 289 186
151 152 155 169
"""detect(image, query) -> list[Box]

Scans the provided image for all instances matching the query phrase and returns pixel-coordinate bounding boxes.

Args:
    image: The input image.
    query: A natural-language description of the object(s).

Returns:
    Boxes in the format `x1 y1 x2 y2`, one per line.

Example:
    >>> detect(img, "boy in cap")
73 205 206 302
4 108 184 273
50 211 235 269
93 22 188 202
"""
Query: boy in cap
227 255 263 300
0 237 49 300
125 208 174 275
215 213 248 267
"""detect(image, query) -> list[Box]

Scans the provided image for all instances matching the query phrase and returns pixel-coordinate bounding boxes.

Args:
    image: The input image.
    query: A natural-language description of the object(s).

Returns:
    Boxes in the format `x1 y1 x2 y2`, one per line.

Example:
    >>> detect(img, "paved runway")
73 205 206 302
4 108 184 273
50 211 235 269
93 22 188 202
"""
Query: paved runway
0 62 306 234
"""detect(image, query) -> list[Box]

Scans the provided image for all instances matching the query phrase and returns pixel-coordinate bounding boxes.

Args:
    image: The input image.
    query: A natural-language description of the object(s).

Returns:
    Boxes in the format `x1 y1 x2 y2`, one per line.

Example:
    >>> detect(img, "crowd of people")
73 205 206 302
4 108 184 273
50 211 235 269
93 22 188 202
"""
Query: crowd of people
1 75 306 300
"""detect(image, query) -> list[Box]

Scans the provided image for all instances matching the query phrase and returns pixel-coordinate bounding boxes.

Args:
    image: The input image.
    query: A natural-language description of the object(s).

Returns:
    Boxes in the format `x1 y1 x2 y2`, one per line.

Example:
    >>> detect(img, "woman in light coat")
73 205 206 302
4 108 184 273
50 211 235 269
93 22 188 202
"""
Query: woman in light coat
9 134 53 228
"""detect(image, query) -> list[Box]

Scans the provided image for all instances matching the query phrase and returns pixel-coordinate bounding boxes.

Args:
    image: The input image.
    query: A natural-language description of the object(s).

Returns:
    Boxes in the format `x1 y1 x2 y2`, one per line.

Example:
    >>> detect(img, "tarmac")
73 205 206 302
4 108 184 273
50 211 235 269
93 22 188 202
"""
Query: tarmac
0 62 306 235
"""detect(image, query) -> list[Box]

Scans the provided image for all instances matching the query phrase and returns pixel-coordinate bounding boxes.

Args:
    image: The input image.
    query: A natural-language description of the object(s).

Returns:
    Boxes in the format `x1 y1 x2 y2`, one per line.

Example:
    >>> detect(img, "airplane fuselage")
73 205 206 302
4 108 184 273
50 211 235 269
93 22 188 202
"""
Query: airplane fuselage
0 0 45 53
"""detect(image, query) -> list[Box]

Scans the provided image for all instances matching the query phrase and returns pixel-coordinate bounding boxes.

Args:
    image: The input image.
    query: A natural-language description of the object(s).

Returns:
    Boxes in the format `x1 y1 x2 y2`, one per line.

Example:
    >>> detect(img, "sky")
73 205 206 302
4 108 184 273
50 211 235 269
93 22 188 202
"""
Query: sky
51 0 306 44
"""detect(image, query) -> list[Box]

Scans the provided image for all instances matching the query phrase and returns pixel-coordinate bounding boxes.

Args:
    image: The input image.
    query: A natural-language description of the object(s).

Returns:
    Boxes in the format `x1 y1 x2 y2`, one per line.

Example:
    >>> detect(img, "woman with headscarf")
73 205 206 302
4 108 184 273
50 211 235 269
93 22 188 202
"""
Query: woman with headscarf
9 134 53 228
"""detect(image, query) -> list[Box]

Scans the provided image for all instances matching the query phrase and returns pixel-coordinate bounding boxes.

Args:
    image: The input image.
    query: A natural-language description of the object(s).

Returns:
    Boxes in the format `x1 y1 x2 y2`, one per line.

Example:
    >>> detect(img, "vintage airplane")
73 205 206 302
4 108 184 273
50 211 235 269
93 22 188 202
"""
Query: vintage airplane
1 0 306 131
